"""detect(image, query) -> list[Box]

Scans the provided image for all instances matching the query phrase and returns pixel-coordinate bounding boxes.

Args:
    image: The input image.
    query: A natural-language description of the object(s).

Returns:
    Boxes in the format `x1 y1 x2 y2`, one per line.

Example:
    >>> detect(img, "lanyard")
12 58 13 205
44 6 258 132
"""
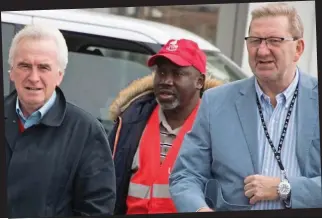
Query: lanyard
256 86 298 180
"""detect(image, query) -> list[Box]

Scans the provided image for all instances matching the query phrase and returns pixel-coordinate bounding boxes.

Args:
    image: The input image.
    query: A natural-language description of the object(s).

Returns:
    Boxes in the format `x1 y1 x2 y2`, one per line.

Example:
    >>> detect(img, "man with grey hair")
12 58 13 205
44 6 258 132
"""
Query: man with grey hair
4 24 116 217
169 2 321 212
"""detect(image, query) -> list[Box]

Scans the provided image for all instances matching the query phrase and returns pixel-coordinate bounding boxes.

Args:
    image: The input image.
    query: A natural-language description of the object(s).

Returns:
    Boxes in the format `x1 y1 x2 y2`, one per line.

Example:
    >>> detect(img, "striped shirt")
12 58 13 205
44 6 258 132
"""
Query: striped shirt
251 70 301 210
158 107 181 164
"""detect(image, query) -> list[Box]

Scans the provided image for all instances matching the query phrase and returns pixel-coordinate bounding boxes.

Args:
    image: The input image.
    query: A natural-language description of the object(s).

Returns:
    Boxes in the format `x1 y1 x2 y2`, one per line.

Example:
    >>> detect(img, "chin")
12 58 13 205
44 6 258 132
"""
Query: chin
255 70 278 80
23 97 45 106
157 99 180 110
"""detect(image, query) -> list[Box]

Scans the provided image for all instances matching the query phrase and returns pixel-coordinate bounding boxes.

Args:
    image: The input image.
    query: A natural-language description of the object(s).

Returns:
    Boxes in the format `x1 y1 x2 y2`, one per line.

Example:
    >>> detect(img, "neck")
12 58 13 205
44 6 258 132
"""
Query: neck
257 69 296 107
163 95 200 130
19 101 42 118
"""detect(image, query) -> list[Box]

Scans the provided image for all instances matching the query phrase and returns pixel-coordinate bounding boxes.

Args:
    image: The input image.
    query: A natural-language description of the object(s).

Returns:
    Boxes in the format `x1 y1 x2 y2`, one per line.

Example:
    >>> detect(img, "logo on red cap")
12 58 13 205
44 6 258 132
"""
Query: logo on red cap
166 40 179 52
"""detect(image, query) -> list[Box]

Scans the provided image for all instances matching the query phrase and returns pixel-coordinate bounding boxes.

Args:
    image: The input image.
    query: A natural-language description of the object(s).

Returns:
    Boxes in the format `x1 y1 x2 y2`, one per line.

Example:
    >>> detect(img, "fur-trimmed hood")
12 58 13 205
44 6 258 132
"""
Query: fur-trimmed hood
109 73 224 121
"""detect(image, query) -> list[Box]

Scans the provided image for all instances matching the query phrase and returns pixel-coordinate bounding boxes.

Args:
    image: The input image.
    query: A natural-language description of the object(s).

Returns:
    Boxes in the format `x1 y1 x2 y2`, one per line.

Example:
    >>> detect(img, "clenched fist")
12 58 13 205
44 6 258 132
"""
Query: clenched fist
244 174 281 205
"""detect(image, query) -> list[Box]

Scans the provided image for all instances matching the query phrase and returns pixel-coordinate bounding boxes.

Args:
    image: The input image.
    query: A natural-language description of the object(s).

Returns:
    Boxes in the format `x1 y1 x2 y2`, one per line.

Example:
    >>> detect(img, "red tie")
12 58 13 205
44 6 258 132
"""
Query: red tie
18 118 25 133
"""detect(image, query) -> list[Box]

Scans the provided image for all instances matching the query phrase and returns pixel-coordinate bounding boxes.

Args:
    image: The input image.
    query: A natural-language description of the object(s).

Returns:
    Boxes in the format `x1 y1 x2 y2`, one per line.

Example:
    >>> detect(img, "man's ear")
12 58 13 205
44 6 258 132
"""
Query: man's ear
293 38 305 62
196 73 205 90
9 67 15 82
56 70 64 86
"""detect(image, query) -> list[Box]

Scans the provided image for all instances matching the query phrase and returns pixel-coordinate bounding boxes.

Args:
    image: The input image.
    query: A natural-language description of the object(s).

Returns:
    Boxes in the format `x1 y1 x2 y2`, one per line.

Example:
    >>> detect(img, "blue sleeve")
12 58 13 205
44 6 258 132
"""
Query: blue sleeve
169 90 213 212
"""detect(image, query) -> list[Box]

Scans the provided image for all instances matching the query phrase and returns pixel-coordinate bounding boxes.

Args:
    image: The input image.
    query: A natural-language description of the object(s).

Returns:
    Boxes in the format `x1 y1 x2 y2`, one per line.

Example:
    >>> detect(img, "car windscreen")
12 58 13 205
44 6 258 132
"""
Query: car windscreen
204 50 247 82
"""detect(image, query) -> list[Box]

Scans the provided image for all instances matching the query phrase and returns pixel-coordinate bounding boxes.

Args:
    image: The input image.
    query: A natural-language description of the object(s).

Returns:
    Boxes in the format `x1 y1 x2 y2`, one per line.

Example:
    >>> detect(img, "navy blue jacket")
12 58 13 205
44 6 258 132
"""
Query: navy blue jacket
108 92 157 215
5 87 116 217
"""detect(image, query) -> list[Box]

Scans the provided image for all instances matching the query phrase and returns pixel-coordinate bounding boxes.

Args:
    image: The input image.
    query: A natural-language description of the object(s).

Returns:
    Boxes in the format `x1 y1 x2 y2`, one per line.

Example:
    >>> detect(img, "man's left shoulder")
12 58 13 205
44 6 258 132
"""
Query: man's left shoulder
300 71 318 90
65 102 105 134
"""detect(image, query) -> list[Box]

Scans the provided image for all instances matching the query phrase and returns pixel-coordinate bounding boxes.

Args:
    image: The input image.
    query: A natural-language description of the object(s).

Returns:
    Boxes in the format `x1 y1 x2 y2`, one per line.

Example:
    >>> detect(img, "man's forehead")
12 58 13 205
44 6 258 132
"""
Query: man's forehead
156 59 189 68
251 15 288 22
15 58 55 66
157 62 191 70
249 17 290 36
250 16 289 28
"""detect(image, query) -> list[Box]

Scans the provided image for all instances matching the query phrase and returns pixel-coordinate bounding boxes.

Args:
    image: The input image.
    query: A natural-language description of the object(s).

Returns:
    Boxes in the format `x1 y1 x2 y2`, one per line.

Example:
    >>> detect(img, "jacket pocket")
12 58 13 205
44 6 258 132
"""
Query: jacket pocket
204 179 251 211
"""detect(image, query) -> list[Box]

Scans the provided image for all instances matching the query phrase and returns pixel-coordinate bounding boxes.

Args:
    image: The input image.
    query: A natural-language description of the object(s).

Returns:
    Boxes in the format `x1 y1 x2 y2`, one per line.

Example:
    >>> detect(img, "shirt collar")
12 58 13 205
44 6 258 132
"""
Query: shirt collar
158 106 181 135
16 90 57 121
255 67 299 108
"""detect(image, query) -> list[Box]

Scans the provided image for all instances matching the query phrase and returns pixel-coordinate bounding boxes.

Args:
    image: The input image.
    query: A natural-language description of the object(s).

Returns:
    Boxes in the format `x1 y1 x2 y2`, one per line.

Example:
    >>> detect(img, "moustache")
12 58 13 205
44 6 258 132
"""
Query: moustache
156 88 177 96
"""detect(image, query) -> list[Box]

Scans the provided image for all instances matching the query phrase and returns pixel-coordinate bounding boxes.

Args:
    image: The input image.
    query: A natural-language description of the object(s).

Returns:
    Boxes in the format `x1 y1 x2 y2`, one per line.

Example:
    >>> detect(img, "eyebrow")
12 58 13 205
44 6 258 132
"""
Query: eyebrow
16 62 52 69
17 62 31 67
38 63 51 69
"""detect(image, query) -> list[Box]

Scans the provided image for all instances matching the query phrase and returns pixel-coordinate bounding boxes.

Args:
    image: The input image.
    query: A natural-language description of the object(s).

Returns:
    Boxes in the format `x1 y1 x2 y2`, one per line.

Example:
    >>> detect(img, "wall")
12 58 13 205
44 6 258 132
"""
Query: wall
215 3 249 67
240 1 317 78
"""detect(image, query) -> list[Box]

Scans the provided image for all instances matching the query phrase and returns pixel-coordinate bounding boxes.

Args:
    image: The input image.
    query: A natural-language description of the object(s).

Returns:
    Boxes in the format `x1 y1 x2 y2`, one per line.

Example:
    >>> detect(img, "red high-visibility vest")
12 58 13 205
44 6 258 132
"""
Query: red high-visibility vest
126 102 200 215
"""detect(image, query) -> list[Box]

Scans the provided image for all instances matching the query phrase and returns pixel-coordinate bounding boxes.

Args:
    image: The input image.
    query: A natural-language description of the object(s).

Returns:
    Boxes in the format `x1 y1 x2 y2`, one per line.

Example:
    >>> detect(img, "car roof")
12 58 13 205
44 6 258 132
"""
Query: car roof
1 9 220 52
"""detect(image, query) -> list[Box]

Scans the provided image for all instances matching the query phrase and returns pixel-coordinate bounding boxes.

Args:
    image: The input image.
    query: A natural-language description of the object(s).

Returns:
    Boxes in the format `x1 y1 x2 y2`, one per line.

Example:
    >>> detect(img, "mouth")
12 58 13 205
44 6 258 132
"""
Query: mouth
159 93 174 99
157 90 176 100
257 60 274 65
25 87 42 91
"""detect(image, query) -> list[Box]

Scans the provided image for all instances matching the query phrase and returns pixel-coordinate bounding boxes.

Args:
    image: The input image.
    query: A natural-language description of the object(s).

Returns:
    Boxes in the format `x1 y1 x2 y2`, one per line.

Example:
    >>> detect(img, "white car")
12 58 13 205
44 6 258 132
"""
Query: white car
1 9 248 132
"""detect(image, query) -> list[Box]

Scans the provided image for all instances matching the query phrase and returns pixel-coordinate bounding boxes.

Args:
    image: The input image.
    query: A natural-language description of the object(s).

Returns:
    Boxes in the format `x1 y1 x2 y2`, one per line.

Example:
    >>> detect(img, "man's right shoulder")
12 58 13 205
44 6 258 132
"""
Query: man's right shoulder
203 77 252 101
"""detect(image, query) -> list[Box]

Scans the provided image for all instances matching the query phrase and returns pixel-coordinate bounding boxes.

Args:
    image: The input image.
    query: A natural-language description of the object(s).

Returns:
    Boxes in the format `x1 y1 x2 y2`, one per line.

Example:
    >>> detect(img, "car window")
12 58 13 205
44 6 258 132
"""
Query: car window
60 47 152 133
205 51 245 82
47 29 156 133
2 22 16 96
86 46 151 67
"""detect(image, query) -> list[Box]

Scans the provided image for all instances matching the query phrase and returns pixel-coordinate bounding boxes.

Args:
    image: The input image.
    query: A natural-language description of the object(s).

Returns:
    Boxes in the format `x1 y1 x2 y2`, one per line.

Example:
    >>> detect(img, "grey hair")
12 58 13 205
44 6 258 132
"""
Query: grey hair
8 24 68 73
249 2 304 38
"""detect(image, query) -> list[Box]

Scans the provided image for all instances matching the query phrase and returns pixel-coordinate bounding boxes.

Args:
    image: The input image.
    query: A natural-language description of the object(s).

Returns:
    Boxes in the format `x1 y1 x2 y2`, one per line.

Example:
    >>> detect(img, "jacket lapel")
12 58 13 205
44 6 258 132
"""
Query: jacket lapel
235 77 259 174
295 72 319 174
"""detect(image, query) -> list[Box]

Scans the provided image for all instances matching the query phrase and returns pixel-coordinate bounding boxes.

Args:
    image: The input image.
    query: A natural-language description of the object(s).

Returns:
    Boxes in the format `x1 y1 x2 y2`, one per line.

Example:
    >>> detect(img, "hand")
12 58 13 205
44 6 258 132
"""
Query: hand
197 207 214 212
244 174 280 205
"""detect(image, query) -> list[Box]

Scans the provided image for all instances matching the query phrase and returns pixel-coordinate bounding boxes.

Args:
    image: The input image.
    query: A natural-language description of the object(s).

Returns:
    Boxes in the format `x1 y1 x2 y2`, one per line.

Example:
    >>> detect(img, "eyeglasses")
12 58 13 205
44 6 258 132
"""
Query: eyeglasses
244 36 298 47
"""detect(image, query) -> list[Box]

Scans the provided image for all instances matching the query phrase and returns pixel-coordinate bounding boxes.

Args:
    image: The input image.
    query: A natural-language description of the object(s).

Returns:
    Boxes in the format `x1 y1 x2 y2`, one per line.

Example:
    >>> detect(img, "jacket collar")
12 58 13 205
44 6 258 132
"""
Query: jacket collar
4 86 67 127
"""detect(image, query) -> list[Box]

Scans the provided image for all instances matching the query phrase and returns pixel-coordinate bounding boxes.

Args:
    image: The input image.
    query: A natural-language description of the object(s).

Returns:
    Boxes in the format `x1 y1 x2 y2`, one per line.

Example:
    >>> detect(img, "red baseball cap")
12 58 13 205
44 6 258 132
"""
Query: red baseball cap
147 39 207 74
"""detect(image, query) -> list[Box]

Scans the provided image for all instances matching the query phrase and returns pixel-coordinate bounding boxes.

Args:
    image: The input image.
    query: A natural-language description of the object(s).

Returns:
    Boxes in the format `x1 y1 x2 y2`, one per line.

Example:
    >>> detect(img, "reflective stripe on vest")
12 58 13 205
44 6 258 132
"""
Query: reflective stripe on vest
128 182 150 199
128 183 171 199
152 184 171 198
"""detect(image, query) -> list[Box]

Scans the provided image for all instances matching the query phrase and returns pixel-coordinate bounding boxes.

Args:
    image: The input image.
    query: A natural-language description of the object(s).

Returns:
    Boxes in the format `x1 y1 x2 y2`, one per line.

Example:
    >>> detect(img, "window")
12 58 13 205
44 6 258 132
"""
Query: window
60 31 154 133
86 46 151 68
205 51 243 82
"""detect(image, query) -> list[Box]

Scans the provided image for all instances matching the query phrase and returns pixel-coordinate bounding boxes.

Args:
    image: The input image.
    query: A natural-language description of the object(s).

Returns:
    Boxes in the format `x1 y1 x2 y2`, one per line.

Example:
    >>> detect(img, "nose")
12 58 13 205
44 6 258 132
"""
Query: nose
160 72 174 86
28 67 41 82
257 40 271 56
